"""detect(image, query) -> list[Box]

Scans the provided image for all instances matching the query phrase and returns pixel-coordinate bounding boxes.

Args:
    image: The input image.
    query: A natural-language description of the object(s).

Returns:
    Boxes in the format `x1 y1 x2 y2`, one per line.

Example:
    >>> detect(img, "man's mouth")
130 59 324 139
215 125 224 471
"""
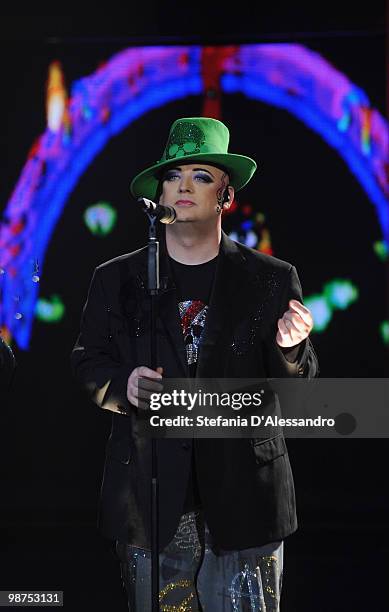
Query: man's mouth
175 200 196 206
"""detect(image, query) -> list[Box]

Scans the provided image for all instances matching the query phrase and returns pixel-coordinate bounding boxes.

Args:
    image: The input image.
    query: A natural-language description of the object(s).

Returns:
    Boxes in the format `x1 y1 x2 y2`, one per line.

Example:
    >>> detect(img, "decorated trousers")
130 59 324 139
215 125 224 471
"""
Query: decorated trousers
115 509 283 611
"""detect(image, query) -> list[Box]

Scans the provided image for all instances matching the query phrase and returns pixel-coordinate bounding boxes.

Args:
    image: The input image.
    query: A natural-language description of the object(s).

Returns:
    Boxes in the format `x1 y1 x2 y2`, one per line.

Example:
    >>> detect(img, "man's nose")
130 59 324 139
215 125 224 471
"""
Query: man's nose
178 175 193 192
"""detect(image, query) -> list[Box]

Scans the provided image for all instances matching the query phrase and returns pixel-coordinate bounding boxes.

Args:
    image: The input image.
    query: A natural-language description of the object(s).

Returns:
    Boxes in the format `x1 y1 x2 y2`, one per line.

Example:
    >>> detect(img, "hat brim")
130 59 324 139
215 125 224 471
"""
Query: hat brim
130 153 257 200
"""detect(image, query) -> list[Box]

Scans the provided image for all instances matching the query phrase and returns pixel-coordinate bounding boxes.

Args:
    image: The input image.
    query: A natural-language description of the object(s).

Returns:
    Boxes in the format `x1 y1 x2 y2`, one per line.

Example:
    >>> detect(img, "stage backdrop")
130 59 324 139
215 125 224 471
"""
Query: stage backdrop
0 36 388 527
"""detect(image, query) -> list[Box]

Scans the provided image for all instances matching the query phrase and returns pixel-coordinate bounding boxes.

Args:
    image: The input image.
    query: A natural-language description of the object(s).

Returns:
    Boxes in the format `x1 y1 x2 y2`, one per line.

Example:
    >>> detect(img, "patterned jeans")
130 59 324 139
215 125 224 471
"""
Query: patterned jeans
115 510 283 611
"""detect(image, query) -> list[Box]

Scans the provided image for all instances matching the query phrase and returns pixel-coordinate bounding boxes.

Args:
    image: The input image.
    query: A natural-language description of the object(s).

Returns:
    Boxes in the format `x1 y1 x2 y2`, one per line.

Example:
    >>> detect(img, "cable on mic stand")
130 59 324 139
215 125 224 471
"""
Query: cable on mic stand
141 202 161 612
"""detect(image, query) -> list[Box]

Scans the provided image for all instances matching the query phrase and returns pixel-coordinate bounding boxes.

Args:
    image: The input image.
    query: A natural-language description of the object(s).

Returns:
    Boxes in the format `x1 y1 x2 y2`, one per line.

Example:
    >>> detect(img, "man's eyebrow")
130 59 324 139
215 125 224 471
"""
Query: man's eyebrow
165 166 215 178
193 167 215 177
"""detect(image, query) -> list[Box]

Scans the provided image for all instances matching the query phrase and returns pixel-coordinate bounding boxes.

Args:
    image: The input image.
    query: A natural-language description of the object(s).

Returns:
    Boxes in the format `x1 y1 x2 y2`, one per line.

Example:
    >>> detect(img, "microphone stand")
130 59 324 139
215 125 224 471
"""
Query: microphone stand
145 210 160 612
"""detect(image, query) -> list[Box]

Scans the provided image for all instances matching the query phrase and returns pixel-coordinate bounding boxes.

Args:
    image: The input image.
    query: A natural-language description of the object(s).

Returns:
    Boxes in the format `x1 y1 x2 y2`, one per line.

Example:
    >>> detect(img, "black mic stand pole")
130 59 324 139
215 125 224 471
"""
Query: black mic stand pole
145 210 160 611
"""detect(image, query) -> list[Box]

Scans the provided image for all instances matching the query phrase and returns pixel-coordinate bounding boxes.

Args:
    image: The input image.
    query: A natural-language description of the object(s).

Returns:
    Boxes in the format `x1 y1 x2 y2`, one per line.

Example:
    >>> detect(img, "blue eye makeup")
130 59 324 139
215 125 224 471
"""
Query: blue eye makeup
195 173 213 182
162 170 214 183
163 171 180 181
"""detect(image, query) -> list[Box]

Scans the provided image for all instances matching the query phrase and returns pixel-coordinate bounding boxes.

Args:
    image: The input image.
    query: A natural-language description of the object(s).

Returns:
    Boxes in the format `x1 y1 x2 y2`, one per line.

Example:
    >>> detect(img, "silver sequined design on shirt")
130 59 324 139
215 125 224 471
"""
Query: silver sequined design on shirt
178 300 208 365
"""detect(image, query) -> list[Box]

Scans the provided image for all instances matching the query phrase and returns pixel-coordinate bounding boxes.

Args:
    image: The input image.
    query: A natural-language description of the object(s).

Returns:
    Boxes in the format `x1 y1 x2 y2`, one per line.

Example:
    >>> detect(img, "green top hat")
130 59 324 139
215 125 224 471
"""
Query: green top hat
130 117 257 199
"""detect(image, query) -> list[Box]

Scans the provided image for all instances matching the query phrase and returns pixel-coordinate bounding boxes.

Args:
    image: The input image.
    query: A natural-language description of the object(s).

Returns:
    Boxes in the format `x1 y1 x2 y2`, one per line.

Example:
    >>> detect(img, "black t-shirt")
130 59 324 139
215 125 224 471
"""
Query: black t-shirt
169 255 217 376
169 254 218 512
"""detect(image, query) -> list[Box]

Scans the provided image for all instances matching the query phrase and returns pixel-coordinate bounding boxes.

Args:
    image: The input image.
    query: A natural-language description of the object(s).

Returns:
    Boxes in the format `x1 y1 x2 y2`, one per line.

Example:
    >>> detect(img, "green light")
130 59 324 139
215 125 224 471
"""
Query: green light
304 295 331 332
305 279 359 333
323 279 358 310
373 241 388 261
35 295 65 323
380 321 389 345
84 202 117 236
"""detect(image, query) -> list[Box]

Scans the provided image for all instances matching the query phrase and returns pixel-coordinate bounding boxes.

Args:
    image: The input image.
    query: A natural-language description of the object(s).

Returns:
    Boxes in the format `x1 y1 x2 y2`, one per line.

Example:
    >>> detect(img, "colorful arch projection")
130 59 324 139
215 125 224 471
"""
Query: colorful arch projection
0 44 388 349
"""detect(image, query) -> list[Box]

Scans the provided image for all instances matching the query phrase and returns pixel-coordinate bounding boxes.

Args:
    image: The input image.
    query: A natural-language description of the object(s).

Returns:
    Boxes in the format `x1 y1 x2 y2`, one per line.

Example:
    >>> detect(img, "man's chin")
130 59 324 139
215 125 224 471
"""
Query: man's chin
175 215 196 223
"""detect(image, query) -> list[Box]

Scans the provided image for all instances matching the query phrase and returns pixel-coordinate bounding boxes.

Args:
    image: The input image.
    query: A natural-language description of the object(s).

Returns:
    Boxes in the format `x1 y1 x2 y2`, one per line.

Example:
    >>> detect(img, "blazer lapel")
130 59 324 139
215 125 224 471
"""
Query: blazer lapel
134 234 189 377
195 231 251 378
158 286 189 378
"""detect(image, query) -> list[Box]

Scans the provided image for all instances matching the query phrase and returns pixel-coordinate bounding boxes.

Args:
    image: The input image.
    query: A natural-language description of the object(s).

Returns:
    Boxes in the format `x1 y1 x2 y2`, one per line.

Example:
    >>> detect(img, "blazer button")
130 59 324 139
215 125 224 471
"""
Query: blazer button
181 442 190 450
297 366 304 375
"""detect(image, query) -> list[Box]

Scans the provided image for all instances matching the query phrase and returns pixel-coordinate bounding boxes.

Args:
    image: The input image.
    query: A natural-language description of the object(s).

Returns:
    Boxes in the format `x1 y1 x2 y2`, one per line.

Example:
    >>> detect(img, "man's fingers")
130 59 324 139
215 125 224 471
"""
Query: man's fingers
137 366 163 380
278 318 291 337
127 365 164 408
283 312 309 334
136 386 161 402
289 299 308 312
128 387 159 408
138 376 164 392
283 318 300 340
131 373 164 403
278 316 307 341
288 300 313 326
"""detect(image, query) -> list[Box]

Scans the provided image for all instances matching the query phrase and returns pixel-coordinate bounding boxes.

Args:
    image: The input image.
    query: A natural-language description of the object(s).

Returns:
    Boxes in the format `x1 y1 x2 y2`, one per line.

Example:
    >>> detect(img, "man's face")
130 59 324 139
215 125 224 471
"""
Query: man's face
158 163 234 224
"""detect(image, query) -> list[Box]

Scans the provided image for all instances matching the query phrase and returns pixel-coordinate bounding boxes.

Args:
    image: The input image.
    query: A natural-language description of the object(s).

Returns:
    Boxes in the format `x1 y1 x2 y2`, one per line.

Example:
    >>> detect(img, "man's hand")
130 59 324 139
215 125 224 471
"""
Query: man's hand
276 299 313 348
127 366 164 410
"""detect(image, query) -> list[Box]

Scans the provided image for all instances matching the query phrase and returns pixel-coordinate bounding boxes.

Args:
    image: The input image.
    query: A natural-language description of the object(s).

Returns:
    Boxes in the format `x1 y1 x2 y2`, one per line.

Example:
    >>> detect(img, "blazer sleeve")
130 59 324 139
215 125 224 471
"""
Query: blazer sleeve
70 267 132 415
265 265 319 378
0 335 16 392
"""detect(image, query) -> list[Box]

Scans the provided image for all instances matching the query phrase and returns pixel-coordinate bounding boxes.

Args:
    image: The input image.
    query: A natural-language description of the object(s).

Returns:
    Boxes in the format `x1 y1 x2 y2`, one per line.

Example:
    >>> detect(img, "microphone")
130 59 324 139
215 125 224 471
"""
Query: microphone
138 198 177 224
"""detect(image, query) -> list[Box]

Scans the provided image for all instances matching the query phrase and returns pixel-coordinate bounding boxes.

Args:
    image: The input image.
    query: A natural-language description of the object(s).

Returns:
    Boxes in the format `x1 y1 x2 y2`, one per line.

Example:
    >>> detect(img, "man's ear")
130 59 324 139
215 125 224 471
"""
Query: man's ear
224 185 235 208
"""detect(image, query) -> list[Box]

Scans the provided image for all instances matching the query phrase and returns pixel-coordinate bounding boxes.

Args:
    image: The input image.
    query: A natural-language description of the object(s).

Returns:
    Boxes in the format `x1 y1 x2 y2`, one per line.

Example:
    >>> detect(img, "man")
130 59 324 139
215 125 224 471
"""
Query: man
0 335 16 392
71 117 318 611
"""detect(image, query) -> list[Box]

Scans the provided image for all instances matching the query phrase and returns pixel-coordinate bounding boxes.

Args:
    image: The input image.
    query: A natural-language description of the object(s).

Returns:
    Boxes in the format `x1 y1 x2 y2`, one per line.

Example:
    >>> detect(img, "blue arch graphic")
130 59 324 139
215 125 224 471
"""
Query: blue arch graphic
0 44 387 348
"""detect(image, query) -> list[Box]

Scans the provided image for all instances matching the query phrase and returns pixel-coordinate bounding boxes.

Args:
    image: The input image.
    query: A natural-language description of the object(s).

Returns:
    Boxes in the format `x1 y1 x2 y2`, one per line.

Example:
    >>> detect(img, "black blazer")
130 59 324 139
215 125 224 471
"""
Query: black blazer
71 231 319 551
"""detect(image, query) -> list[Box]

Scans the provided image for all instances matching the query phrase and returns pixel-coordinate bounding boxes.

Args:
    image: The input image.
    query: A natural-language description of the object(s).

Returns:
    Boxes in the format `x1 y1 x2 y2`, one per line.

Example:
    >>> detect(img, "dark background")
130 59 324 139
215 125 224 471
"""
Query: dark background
0 8 388 611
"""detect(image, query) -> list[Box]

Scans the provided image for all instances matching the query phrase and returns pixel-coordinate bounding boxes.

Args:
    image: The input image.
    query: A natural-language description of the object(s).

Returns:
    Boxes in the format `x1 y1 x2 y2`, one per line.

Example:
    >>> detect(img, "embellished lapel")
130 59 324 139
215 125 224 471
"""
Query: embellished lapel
157 254 189 378
195 231 252 377
130 231 189 377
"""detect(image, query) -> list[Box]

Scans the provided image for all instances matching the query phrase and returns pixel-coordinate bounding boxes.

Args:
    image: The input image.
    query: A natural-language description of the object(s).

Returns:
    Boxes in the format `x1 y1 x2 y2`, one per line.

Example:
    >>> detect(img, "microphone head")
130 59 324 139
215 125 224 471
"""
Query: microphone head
160 206 176 224
137 197 176 224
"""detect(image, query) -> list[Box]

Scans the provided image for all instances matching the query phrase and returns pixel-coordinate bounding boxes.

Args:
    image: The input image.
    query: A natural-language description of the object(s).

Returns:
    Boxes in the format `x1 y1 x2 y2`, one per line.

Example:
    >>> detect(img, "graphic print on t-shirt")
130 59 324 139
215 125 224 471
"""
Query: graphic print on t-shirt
178 299 208 366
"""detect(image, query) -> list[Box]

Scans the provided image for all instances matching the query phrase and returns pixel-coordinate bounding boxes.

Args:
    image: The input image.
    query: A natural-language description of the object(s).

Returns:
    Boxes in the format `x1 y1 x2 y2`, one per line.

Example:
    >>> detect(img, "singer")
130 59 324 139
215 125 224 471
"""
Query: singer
71 117 318 611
